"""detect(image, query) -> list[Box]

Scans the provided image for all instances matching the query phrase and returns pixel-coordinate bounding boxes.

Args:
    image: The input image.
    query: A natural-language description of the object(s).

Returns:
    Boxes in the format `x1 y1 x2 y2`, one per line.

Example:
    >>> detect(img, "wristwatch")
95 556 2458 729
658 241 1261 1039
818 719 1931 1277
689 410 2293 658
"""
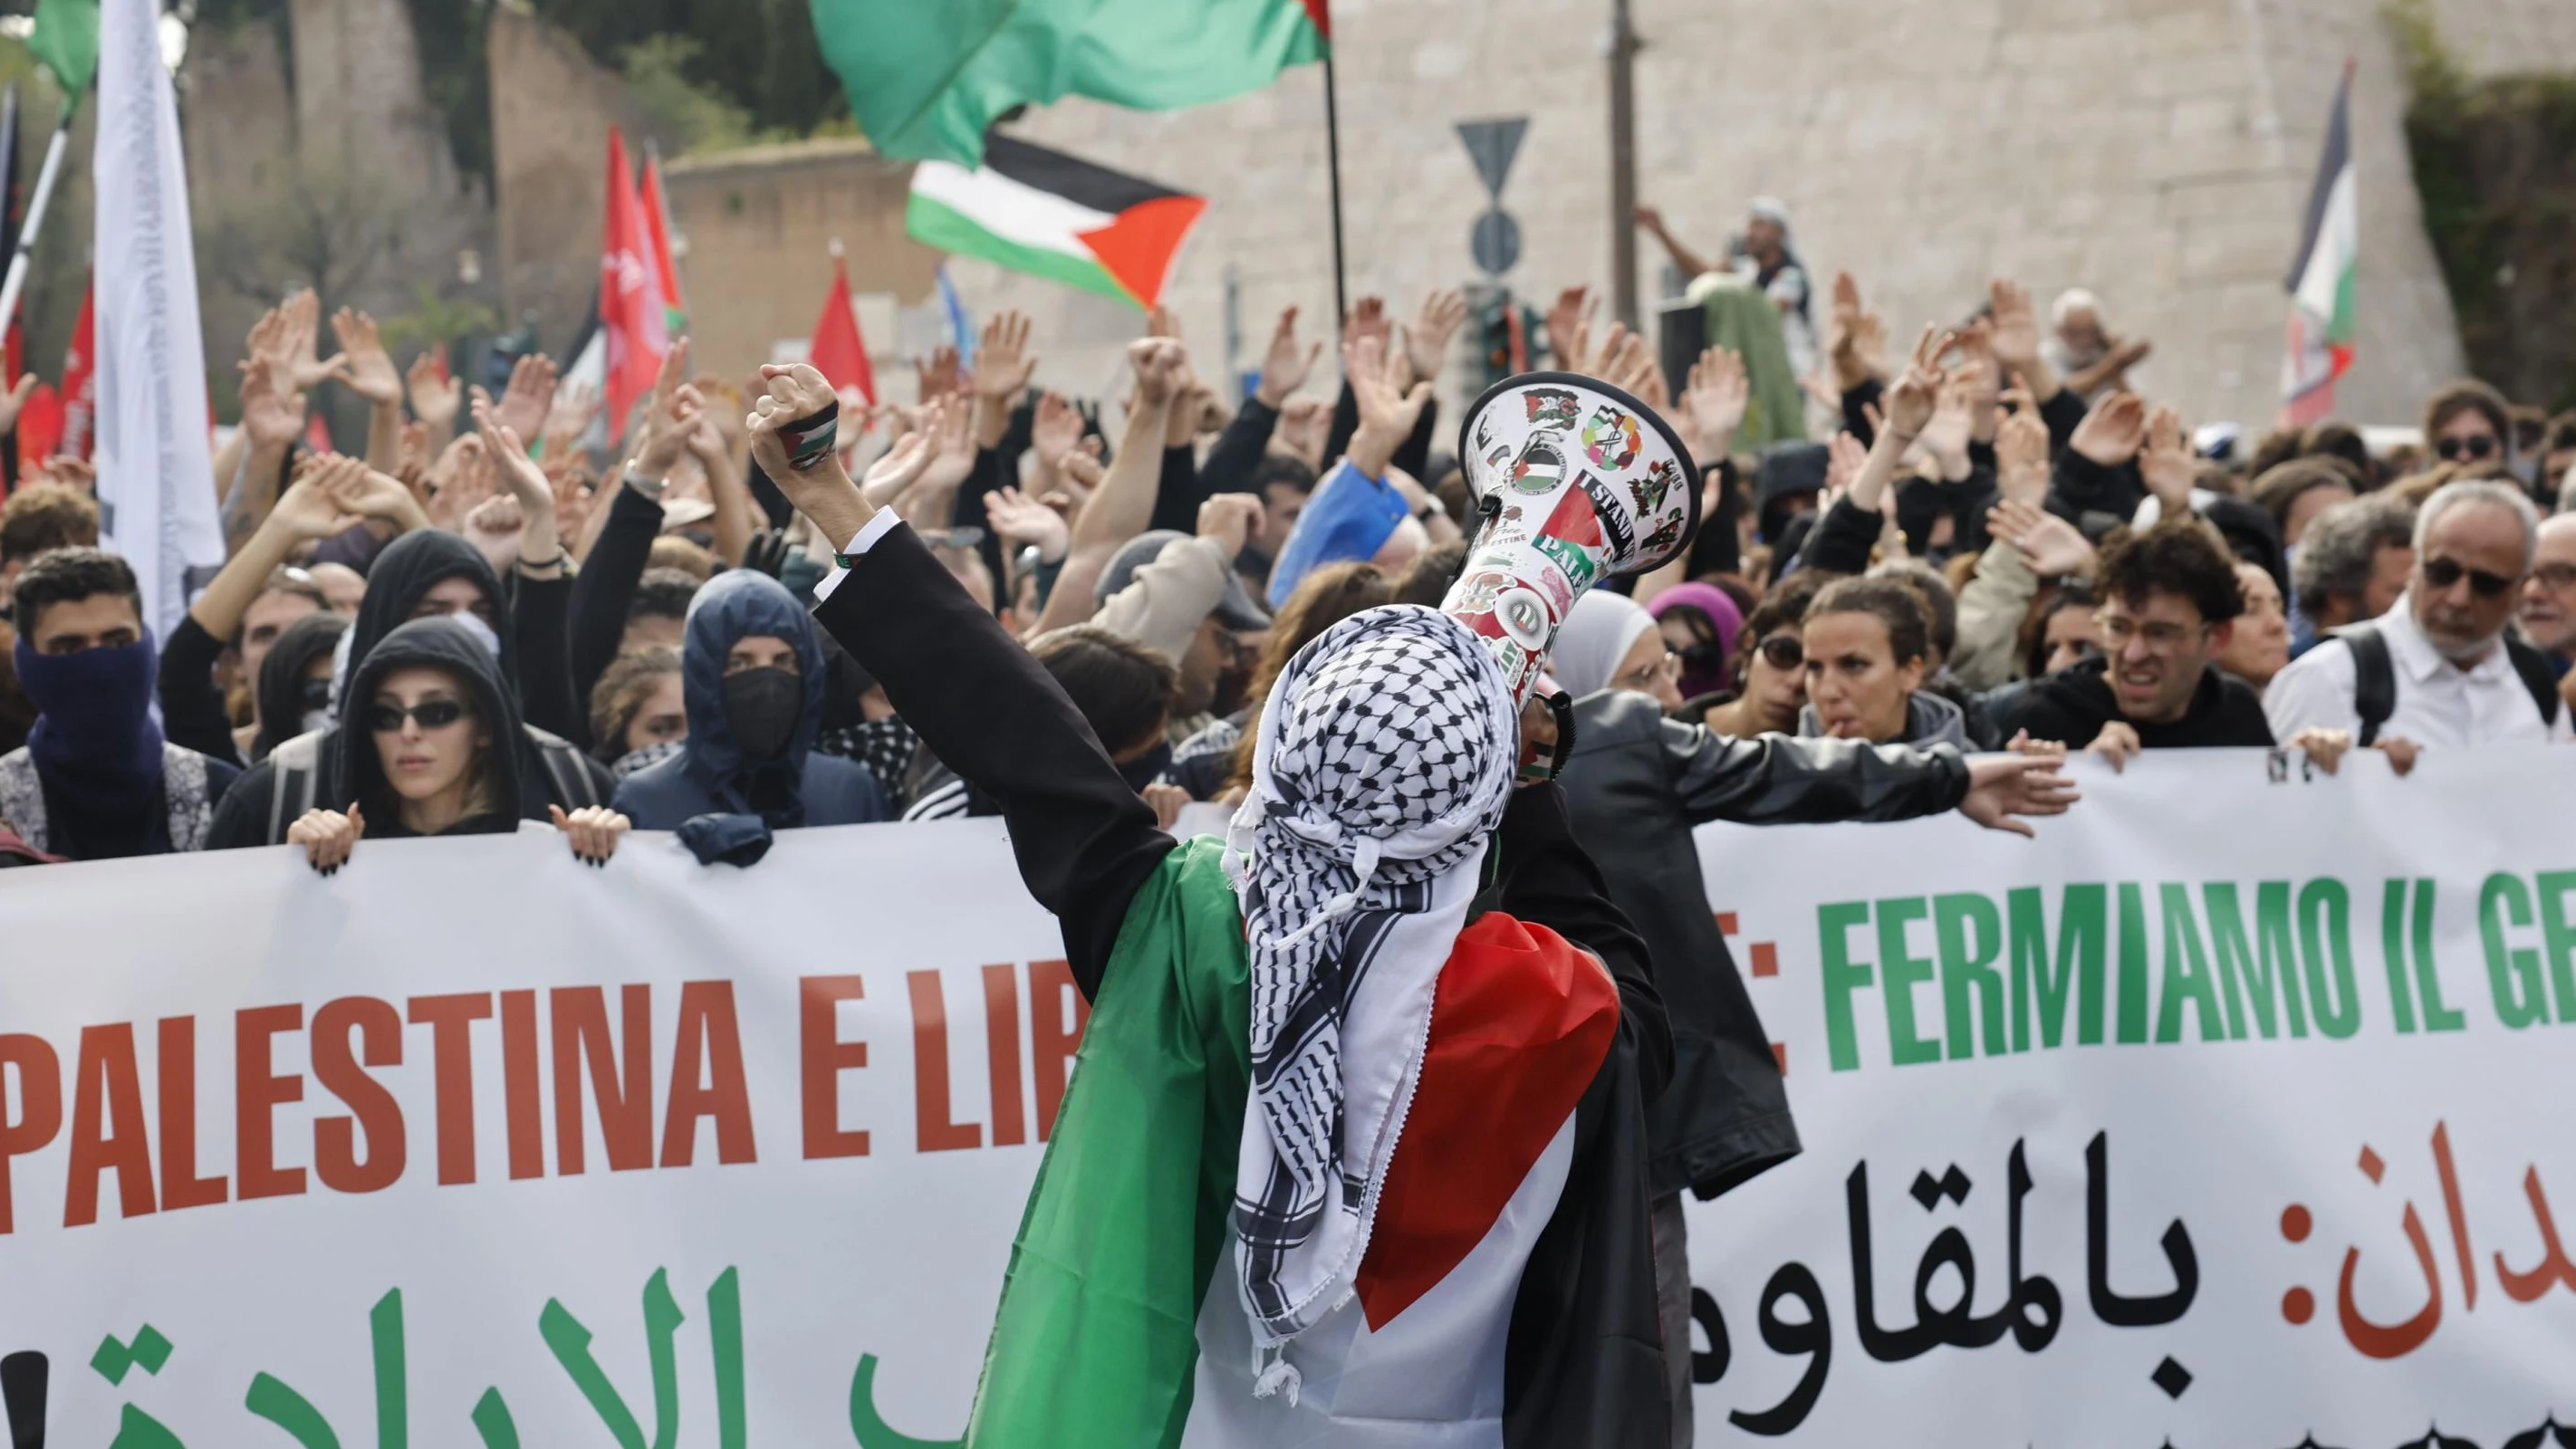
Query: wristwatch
622 465 669 501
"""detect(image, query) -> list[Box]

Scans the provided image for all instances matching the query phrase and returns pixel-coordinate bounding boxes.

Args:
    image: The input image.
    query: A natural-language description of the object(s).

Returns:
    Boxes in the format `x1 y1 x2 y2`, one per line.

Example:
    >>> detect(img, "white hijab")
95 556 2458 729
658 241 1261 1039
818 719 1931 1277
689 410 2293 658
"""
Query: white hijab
1547 590 1657 697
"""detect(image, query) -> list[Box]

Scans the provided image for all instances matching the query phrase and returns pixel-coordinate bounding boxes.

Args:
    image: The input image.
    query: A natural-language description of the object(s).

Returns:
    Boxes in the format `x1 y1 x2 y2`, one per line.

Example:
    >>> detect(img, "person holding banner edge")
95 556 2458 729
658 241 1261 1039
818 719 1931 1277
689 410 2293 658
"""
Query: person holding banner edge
764 339 1682 1444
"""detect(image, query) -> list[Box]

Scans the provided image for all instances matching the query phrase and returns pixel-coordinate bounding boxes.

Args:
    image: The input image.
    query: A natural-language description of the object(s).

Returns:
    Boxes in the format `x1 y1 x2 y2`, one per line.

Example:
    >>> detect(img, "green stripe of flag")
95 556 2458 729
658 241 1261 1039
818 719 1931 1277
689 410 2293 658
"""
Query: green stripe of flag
904 192 1129 303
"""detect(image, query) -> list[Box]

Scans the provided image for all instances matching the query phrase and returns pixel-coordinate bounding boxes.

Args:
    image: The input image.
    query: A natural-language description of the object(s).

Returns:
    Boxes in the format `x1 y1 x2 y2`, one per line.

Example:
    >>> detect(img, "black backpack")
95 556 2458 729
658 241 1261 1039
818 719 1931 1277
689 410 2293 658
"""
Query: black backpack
2334 622 2562 746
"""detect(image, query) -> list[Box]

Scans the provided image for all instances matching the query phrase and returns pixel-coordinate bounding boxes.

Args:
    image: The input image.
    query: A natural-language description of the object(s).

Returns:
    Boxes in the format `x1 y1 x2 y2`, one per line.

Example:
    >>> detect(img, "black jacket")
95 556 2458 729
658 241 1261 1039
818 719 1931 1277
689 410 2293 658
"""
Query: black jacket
1556 689 1970 1201
2002 656 2275 750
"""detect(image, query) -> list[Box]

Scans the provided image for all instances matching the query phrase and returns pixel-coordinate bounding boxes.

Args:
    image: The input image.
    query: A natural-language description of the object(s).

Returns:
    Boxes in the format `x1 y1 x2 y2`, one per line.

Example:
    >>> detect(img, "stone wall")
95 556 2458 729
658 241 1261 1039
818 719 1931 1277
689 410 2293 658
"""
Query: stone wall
928 0 2576 431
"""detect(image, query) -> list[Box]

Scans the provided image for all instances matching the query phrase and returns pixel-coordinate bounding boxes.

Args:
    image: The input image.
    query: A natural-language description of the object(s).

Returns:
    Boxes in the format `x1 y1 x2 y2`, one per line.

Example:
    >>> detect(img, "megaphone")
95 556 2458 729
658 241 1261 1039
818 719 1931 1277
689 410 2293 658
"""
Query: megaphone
1438 372 1701 703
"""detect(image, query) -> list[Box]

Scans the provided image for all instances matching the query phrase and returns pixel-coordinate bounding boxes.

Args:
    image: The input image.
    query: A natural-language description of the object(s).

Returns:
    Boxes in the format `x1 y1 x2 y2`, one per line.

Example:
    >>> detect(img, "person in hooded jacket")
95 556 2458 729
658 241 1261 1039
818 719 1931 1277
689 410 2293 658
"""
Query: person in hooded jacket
246 612 351 765
1548 580 2078 1448
255 617 631 871
611 570 888 833
289 525 611 820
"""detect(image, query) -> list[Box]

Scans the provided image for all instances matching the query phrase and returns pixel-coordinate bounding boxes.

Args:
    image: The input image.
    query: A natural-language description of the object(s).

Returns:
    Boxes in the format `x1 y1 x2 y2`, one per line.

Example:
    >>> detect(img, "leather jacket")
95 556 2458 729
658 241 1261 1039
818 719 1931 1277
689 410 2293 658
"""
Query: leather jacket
1556 689 1971 1200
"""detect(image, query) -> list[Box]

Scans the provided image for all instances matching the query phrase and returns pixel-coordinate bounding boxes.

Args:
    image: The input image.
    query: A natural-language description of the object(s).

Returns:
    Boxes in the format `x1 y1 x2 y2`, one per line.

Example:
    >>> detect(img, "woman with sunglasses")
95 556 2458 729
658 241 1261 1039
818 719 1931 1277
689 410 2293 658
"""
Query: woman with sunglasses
1694 572 1827 738
246 612 351 763
248 617 630 872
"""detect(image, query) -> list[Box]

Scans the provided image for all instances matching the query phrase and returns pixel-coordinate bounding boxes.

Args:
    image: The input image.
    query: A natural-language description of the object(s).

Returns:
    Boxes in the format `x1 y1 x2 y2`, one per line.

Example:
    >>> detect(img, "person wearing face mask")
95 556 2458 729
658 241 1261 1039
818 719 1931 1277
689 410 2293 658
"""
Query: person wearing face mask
247 612 351 764
611 571 888 836
267 618 631 873
0 549 243 860
1551 570 2078 1447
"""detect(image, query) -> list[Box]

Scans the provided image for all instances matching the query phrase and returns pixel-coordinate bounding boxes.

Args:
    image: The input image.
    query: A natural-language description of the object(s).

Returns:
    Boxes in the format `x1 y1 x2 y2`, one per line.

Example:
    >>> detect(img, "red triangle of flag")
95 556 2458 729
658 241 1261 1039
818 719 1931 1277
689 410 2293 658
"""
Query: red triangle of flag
1301 0 1331 40
808 255 876 407
1074 195 1208 312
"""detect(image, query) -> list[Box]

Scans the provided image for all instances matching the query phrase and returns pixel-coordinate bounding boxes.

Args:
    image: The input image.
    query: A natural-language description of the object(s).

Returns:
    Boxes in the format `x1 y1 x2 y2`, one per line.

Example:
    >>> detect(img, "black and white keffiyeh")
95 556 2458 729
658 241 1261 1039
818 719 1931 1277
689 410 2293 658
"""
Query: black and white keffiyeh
1222 604 1519 1391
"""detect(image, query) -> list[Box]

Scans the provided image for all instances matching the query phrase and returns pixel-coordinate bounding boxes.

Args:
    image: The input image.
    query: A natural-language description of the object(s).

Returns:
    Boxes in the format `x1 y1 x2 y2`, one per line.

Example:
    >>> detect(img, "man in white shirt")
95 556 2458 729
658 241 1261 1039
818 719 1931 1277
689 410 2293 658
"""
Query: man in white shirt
2266 479 2570 756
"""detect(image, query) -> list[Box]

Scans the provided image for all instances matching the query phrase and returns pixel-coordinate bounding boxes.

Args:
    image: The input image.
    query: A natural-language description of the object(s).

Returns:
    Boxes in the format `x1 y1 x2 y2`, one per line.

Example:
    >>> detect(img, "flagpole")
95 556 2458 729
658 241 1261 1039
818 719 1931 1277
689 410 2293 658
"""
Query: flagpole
0 95 81 336
1322 48 1348 331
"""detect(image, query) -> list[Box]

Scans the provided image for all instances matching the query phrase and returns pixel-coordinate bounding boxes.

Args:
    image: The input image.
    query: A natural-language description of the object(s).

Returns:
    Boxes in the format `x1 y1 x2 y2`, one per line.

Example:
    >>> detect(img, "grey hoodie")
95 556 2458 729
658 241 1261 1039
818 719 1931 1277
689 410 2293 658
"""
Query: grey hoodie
1796 688 1970 752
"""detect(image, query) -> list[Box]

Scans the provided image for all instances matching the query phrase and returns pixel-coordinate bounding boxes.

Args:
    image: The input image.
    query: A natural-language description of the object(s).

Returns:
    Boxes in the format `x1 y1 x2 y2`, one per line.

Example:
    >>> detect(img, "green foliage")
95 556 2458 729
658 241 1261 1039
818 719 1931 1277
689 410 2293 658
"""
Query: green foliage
529 0 840 139
2388 0 2576 411
379 280 498 352
621 34 759 154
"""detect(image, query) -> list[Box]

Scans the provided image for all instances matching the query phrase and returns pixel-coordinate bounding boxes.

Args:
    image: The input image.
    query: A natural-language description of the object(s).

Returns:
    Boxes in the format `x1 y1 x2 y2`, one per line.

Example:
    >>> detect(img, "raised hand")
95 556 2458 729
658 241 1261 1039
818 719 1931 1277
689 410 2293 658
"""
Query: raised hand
427 434 494 532
1254 305 1321 408
1543 285 1595 369
2138 403 2194 513
239 356 309 451
1029 390 1085 475
1987 497 2096 578
915 344 960 400
858 409 937 510
1343 334 1433 480
1994 406 2051 506
267 461 367 541
632 369 705 481
1129 336 1189 410
326 309 403 407
542 379 601 458
916 389 980 498
973 310 1037 401
985 485 1071 562
1825 271 1888 391
1275 396 1331 472
323 456 429 530
1680 347 1750 460
405 345 461 432
1342 295 1392 358
1822 427 1868 501
1404 288 1469 387
473 395 554 516
2069 390 2148 467
462 493 526 571
495 352 561 445
1918 377 1977 479
1882 324 1955 442
1195 492 1264 560
279 291 346 391
1987 278 2043 379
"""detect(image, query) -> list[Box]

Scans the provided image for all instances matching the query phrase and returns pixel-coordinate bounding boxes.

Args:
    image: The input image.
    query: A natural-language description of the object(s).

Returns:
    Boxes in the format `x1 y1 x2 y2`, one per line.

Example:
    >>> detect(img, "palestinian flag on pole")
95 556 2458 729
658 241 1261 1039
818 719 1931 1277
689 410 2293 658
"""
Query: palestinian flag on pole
812 0 1329 167
2280 59 2356 427
908 136 1207 312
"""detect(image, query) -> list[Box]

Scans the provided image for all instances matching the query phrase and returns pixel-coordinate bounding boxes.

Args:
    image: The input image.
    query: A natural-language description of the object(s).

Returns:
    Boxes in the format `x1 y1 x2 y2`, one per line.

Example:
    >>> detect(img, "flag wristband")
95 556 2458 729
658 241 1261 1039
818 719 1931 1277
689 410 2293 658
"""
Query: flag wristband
777 400 841 472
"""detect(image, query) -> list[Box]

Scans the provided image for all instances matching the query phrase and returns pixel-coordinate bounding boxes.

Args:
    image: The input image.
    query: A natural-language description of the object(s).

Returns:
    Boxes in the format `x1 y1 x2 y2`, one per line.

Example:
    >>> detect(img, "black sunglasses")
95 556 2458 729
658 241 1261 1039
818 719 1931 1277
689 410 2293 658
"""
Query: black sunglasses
1757 635 1805 670
364 698 469 733
2436 435 2498 463
2421 556 2517 599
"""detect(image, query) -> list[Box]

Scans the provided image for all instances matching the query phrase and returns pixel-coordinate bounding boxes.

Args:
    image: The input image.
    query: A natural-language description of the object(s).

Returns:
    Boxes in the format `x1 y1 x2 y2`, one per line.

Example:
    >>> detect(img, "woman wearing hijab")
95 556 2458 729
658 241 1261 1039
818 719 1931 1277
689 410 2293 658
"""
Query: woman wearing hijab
1550 590 1685 709
267 618 630 871
1645 581 1743 705
1552 576 2075 1446
1796 574 1971 748
612 571 887 833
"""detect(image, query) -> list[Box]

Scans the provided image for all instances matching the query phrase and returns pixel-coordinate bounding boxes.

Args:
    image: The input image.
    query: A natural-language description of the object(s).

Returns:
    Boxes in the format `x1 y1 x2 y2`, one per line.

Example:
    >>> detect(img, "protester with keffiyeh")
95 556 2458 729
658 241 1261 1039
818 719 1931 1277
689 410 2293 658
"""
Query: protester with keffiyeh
766 345 1678 1447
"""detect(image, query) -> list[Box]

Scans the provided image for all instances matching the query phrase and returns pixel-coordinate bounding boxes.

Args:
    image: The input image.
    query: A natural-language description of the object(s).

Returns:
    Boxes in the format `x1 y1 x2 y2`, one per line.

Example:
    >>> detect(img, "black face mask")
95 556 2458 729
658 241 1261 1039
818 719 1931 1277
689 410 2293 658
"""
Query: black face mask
721 667 803 763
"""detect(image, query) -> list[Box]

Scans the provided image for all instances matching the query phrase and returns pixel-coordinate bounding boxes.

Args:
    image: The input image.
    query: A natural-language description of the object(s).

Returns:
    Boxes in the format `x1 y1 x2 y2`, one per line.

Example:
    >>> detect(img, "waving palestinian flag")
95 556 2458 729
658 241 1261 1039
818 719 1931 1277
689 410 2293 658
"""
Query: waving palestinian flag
812 0 1328 168
908 136 1206 312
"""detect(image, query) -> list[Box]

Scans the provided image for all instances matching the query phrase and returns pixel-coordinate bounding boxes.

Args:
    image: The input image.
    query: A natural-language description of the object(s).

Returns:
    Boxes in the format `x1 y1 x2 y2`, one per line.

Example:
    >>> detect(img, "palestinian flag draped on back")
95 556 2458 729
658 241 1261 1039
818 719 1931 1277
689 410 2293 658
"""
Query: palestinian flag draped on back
908 136 1207 311
2280 59 2356 427
809 0 1329 167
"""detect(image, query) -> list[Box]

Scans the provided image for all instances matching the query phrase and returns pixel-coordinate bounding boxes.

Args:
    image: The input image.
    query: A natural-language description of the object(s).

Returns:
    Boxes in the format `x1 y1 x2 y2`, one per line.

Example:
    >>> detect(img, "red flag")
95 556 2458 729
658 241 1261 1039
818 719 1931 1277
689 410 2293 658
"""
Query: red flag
58 280 94 461
14 382 59 477
601 129 669 431
807 252 876 408
639 153 685 315
304 412 334 456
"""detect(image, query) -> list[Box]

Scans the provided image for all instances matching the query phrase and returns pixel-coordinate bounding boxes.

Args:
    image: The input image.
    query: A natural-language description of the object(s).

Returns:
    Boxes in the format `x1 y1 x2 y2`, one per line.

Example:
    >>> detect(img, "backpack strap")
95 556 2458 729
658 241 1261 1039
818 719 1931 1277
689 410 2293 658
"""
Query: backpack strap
266 731 325 843
2504 635 2565 728
524 726 601 810
2332 623 2395 748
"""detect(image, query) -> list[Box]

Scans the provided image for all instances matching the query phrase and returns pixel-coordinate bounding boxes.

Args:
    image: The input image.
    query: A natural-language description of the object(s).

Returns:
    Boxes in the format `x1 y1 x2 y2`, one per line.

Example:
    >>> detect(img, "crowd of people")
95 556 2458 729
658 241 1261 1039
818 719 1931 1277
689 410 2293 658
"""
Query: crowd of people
0 201 2570 1437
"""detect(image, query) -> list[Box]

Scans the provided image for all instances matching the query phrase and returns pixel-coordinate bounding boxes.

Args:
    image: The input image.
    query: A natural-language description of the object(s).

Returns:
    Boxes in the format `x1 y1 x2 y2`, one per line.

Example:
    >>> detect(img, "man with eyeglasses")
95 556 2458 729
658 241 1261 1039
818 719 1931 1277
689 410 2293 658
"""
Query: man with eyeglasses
2008 519 2276 768
2267 479 2569 757
2514 514 2576 679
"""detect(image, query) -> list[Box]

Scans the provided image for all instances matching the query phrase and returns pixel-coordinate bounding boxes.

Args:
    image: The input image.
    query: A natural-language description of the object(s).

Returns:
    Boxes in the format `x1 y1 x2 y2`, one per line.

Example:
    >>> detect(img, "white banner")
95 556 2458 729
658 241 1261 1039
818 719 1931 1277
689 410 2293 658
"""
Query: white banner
93 0 223 639
0 749 2569 1444
1681 746 2576 1444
